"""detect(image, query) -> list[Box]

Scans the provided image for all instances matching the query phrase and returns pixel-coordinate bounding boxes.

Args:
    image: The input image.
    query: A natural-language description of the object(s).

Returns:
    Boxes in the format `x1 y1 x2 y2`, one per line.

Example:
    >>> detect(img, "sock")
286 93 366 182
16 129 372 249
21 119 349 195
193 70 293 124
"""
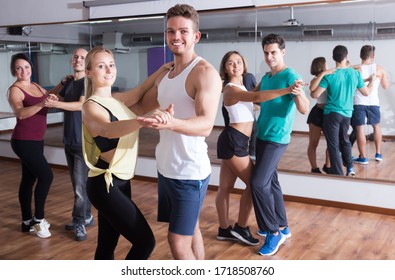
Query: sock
33 217 43 223
23 219 31 225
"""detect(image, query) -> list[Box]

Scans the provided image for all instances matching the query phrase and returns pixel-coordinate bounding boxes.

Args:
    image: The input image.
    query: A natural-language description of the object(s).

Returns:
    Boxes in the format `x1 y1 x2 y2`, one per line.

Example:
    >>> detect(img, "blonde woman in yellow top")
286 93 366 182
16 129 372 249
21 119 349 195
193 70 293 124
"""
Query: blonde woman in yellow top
82 46 172 260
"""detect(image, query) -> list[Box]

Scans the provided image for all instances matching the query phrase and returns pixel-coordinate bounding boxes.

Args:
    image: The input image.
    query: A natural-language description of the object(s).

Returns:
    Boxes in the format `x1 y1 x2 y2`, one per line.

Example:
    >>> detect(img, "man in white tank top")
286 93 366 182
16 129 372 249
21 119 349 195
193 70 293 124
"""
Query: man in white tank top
136 4 222 260
351 45 389 164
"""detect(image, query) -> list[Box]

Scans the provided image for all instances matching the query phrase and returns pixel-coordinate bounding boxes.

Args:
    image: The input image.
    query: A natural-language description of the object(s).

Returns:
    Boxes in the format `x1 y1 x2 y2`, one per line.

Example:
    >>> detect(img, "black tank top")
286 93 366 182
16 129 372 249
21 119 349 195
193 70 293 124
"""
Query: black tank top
89 100 120 152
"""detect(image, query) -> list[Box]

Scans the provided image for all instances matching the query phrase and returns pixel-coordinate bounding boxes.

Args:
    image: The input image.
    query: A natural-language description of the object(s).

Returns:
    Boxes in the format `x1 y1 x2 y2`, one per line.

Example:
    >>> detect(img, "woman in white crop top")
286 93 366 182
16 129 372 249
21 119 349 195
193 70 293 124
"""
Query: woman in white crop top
215 51 302 246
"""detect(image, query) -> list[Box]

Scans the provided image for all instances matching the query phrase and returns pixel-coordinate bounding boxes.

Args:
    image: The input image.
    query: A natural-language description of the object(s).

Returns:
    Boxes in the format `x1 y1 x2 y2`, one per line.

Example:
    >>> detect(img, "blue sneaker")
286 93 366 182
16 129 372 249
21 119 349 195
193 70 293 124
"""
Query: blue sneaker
346 167 356 177
354 156 368 165
257 227 292 239
375 153 383 162
258 232 286 256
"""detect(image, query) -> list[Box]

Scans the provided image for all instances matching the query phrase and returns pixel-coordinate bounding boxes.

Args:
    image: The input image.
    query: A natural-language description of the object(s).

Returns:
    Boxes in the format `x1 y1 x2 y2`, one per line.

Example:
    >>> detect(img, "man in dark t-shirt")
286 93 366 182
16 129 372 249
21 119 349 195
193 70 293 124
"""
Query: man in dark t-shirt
45 48 93 241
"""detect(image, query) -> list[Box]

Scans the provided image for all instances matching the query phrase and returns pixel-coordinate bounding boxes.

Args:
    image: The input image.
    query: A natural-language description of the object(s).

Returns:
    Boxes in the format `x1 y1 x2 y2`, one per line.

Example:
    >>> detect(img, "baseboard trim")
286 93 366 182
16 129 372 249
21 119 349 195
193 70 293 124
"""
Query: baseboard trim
133 175 395 216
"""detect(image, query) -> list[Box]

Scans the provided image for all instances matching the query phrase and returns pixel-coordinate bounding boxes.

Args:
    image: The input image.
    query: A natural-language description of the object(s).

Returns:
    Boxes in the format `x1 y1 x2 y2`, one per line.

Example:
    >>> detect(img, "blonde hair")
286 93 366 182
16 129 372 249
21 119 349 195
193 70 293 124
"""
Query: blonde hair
84 46 114 99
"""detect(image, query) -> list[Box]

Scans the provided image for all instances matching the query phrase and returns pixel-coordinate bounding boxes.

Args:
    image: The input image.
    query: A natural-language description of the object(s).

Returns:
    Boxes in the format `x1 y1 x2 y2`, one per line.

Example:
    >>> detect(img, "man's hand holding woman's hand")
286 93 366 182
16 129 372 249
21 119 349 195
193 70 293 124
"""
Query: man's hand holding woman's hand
137 104 174 129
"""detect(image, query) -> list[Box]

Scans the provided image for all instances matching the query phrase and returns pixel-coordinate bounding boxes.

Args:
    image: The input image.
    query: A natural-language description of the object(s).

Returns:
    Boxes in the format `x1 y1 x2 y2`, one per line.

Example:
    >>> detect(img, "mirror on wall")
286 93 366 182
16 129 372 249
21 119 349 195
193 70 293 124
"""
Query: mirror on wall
0 0 394 182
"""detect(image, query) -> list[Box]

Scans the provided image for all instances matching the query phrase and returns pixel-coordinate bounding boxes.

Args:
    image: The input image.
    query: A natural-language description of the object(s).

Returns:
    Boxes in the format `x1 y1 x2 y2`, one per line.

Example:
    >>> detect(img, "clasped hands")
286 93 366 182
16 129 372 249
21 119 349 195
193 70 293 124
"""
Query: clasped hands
137 104 174 129
289 80 308 96
43 93 59 108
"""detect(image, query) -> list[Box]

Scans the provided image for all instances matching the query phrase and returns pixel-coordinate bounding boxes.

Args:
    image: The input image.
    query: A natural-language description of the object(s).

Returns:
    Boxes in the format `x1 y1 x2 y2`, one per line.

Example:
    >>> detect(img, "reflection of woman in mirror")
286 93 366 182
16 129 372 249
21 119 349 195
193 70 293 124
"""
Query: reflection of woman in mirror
7 53 53 239
215 51 300 246
307 57 334 174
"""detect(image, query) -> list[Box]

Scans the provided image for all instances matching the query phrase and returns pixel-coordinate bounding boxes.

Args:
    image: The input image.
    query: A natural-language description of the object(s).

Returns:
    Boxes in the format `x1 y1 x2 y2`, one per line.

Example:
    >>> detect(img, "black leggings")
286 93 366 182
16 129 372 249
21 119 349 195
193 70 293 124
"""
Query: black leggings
11 139 53 221
86 159 155 260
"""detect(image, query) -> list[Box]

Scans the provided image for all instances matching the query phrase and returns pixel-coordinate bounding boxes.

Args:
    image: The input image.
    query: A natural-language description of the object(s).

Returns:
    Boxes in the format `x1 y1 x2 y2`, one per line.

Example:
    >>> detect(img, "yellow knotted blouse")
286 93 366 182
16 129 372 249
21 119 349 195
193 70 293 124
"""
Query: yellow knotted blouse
82 95 139 192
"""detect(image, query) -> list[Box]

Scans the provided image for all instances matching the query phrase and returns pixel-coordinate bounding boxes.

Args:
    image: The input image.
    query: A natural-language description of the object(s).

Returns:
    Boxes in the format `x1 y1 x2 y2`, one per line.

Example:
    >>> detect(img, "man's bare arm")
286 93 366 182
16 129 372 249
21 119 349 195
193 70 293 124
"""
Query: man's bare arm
138 61 222 137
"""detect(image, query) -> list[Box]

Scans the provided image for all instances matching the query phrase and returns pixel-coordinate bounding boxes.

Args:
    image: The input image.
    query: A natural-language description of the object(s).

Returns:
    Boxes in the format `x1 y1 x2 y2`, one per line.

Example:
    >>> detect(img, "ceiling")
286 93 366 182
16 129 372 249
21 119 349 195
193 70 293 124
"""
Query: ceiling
89 0 394 35
1 0 394 47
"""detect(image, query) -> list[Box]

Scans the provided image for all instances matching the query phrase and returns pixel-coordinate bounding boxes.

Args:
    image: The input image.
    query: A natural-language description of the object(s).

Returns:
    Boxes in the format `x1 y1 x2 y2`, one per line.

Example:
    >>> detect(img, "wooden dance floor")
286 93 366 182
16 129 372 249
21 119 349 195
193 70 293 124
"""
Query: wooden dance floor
1 124 395 260
1 158 395 260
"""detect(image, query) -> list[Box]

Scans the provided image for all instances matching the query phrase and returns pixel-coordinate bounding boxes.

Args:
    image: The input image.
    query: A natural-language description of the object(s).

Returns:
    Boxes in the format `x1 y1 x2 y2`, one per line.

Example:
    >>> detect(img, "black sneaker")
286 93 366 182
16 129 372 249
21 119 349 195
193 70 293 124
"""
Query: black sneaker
65 214 95 230
65 223 75 230
322 164 330 174
230 223 260 246
311 168 322 174
21 222 33 232
217 226 239 242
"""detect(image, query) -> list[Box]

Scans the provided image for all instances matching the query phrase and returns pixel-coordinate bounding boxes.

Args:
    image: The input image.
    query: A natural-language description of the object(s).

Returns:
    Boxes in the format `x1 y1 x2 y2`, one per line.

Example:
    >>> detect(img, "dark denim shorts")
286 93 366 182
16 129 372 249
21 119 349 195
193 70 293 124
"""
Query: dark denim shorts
351 105 380 126
157 172 209 236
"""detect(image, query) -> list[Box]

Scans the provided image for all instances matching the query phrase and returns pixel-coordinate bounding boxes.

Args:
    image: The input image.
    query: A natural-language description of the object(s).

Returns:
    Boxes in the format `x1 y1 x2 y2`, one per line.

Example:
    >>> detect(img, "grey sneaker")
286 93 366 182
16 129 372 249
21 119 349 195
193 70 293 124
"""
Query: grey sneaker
65 214 94 230
85 214 95 227
75 224 87 241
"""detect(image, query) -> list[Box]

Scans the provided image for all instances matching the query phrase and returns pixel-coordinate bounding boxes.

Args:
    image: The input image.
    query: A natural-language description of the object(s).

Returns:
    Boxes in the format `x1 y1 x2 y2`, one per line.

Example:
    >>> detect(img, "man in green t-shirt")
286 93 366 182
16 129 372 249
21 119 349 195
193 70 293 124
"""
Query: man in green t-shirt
251 33 309 256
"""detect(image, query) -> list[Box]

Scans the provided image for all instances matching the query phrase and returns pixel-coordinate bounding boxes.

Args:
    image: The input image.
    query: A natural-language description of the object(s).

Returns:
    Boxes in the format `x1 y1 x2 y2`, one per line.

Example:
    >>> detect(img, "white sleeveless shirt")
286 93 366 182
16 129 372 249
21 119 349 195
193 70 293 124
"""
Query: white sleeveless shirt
224 83 254 123
354 63 381 106
156 56 211 180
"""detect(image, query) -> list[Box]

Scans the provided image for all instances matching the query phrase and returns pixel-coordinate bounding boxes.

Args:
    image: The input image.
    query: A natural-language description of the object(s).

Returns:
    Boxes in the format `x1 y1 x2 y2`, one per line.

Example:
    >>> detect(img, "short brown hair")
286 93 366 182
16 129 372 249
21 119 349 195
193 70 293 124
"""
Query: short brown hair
332 45 348 63
360 45 375 60
262 33 285 50
310 57 326 76
166 4 199 32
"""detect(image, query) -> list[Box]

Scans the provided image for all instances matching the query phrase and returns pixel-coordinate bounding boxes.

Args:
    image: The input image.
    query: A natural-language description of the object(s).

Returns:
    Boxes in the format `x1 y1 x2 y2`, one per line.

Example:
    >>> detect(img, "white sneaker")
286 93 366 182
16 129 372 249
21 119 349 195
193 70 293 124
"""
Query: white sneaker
32 219 51 238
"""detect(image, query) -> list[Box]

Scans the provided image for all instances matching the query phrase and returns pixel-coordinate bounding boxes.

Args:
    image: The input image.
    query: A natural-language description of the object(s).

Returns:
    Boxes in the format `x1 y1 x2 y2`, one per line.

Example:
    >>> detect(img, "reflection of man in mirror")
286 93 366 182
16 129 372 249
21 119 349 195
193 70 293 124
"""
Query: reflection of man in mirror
350 45 389 165
251 33 309 256
311 45 374 177
44 48 94 242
